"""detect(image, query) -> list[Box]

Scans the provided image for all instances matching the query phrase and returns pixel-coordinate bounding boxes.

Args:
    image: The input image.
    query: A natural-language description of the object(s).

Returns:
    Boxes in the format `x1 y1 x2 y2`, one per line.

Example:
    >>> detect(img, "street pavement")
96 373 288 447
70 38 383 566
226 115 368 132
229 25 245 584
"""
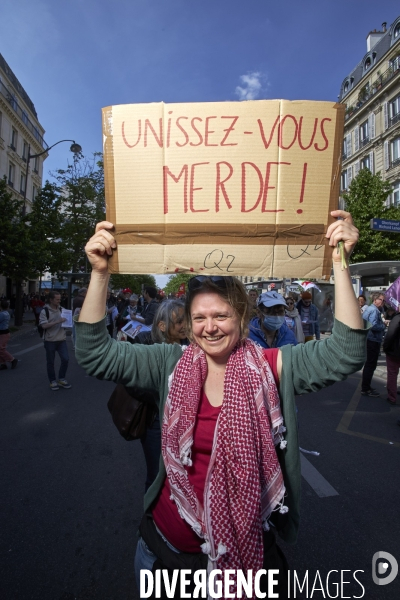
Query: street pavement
1 311 400 599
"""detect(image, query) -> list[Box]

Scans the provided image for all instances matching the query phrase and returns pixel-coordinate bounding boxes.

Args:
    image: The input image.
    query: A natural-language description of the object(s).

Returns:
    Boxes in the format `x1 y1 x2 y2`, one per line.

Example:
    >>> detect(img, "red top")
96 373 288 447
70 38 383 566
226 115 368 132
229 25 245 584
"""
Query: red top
152 348 279 552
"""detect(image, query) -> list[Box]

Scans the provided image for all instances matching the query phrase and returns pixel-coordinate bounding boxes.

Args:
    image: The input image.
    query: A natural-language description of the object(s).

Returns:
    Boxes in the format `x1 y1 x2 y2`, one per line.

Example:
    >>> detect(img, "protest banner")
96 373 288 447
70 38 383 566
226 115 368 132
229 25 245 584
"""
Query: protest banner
384 276 400 311
103 99 344 278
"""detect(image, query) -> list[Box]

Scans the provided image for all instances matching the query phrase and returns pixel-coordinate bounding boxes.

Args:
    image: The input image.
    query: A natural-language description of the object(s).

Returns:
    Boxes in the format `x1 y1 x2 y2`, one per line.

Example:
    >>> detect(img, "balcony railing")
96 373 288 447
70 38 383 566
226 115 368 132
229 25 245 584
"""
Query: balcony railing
390 112 400 127
0 79 47 149
345 63 400 121
389 157 400 170
360 136 370 147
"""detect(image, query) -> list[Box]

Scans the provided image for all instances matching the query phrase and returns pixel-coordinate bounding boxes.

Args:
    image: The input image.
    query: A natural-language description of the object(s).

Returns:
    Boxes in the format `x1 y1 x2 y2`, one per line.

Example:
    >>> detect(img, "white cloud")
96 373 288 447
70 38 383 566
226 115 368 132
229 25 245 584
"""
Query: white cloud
235 71 266 100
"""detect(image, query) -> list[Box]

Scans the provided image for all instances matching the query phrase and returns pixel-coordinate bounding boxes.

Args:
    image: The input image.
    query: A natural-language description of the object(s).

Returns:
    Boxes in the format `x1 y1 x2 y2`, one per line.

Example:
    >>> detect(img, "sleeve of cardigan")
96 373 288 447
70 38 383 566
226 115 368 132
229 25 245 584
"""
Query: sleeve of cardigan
74 317 180 391
283 318 370 396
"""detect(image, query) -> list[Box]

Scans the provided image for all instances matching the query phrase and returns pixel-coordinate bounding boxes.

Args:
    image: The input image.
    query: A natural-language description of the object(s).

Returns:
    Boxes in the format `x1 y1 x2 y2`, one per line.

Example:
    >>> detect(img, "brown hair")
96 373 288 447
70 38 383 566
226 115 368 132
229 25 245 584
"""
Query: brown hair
185 277 251 342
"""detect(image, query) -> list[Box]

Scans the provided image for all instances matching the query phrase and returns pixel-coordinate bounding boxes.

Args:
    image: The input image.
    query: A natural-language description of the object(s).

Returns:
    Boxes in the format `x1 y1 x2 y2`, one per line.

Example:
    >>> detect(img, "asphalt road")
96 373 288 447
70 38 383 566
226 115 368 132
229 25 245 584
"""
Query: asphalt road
1 327 400 600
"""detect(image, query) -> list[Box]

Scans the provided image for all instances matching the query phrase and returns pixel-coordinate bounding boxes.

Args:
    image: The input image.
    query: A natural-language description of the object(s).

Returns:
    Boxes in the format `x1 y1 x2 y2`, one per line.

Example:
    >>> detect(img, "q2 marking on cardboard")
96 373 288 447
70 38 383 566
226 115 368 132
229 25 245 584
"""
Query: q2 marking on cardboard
103 100 344 279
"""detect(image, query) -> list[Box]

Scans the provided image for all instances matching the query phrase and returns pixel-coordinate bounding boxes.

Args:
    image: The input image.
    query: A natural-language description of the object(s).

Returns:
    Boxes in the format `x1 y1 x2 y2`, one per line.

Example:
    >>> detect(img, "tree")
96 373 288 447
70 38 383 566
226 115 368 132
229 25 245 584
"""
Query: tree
163 273 193 295
343 169 399 263
109 274 156 294
26 182 71 285
51 152 105 273
0 177 36 325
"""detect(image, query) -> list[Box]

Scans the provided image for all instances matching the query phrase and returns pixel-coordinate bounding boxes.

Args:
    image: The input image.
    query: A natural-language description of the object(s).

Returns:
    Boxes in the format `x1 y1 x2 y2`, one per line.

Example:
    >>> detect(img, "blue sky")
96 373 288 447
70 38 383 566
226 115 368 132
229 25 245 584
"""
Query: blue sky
2 0 399 285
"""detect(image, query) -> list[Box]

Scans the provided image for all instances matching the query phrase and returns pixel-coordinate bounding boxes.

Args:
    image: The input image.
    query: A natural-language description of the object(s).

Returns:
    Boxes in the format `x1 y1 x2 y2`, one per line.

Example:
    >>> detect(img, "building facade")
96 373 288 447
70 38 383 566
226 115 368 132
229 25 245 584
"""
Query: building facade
0 53 47 296
339 17 400 207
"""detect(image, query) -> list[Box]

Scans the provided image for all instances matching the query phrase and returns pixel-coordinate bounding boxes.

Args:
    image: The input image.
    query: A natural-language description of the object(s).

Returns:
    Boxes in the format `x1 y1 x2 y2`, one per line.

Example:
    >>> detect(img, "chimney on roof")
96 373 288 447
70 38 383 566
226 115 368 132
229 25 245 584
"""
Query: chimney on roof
366 25 386 51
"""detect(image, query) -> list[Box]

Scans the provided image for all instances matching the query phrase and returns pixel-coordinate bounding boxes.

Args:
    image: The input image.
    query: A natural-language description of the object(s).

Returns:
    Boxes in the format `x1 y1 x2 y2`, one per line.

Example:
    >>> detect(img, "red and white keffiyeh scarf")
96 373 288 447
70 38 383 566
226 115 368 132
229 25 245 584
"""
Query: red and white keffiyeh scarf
162 339 287 594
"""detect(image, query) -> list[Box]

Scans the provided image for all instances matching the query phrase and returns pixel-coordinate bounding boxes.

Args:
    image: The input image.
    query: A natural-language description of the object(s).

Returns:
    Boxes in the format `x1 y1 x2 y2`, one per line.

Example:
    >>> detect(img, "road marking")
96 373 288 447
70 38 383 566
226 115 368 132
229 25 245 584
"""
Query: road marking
336 379 400 448
13 343 43 356
300 453 339 498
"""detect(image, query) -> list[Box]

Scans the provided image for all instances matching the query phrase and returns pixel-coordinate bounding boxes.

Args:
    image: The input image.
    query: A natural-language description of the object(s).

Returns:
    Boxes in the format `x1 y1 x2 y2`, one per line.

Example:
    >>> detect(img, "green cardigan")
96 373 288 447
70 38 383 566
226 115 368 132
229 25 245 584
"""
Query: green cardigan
75 318 368 544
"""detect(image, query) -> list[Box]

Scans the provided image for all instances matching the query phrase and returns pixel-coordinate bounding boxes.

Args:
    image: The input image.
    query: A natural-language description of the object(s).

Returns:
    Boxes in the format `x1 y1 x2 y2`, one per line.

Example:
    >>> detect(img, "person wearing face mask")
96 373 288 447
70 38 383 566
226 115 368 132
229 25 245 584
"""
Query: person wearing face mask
248 291 298 349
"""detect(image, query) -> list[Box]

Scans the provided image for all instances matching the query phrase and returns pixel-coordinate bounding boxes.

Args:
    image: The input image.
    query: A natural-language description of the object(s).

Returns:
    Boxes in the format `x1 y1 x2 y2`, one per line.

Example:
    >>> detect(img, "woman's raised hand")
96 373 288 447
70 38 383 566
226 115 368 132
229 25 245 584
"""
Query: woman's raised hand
326 210 359 264
85 221 116 275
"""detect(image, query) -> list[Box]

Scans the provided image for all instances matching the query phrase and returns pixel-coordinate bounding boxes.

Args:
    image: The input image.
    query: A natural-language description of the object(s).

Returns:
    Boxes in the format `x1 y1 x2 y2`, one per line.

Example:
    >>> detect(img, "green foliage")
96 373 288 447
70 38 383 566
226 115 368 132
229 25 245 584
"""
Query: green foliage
27 182 70 277
343 169 399 263
163 273 193 295
51 152 106 272
109 274 156 294
0 177 35 281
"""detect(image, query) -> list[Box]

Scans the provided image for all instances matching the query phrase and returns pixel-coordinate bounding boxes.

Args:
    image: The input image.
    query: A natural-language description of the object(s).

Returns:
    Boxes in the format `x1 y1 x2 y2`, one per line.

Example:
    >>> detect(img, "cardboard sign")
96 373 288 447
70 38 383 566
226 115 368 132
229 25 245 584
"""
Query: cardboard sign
103 100 344 278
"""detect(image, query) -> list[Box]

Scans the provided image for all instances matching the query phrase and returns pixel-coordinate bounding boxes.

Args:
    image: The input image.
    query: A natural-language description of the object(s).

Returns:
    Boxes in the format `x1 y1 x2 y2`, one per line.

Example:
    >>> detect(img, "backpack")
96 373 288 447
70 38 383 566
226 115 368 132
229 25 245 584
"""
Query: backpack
38 307 50 338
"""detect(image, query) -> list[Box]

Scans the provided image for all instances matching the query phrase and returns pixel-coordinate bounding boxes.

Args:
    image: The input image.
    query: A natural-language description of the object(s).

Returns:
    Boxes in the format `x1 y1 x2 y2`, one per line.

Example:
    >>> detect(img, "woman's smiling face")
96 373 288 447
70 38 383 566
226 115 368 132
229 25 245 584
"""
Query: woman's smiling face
190 293 240 363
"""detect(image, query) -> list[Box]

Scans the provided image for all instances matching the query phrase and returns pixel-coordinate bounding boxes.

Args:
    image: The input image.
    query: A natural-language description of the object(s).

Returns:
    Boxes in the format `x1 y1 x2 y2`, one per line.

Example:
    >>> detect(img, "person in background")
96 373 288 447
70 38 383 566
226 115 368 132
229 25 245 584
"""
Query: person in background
116 288 132 332
0 300 18 370
9 295 16 319
72 288 87 348
105 288 117 338
297 291 320 342
133 286 159 326
31 294 45 327
384 305 396 322
249 291 297 349
129 299 189 490
358 295 367 314
39 291 71 391
361 292 386 397
284 297 305 343
383 310 400 405
121 294 139 324
319 296 334 334
248 289 259 318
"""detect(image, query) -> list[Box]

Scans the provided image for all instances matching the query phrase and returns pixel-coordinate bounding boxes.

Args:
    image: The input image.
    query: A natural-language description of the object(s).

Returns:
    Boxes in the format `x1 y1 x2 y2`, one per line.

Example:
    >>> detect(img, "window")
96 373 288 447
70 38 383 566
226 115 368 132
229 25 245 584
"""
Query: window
394 23 400 39
360 120 369 146
372 52 377 65
33 155 39 173
10 128 17 151
0 110 2 137
22 141 28 161
390 56 400 71
391 137 400 166
389 181 400 207
32 185 37 201
360 155 370 170
8 163 15 187
344 81 349 93
389 95 400 126
8 92 17 110
20 172 26 194
365 57 371 71
22 111 28 125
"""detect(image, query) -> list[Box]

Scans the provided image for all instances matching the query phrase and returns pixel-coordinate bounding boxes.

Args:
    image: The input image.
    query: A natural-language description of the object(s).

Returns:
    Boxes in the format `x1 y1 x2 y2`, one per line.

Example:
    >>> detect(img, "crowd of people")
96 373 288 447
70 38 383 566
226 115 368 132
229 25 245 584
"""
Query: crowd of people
2 210 400 596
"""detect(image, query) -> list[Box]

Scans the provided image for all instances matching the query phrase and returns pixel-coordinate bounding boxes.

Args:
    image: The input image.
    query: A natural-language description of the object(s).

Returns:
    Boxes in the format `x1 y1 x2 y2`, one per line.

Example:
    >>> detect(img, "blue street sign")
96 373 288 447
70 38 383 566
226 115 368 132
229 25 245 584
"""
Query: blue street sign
370 218 400 232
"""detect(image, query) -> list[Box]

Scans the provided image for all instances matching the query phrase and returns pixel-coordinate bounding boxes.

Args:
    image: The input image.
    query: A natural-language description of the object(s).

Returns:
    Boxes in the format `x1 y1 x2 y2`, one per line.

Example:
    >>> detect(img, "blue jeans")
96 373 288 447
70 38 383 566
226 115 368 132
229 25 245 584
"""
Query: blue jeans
44 340 69 382
134 537 157 590
140 414 161 492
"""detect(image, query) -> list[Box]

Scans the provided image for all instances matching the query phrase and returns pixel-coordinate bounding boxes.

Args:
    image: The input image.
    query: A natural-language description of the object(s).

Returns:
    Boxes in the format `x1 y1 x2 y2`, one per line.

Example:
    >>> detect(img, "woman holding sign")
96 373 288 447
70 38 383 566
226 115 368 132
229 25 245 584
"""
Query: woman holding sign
75 211 367 598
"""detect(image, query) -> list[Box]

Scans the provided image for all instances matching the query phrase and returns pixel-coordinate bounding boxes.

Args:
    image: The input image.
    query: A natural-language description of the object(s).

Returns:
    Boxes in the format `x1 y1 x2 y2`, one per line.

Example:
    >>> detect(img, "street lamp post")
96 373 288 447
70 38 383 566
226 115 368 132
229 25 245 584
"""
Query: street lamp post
22 139 82 216
14 139 82 327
